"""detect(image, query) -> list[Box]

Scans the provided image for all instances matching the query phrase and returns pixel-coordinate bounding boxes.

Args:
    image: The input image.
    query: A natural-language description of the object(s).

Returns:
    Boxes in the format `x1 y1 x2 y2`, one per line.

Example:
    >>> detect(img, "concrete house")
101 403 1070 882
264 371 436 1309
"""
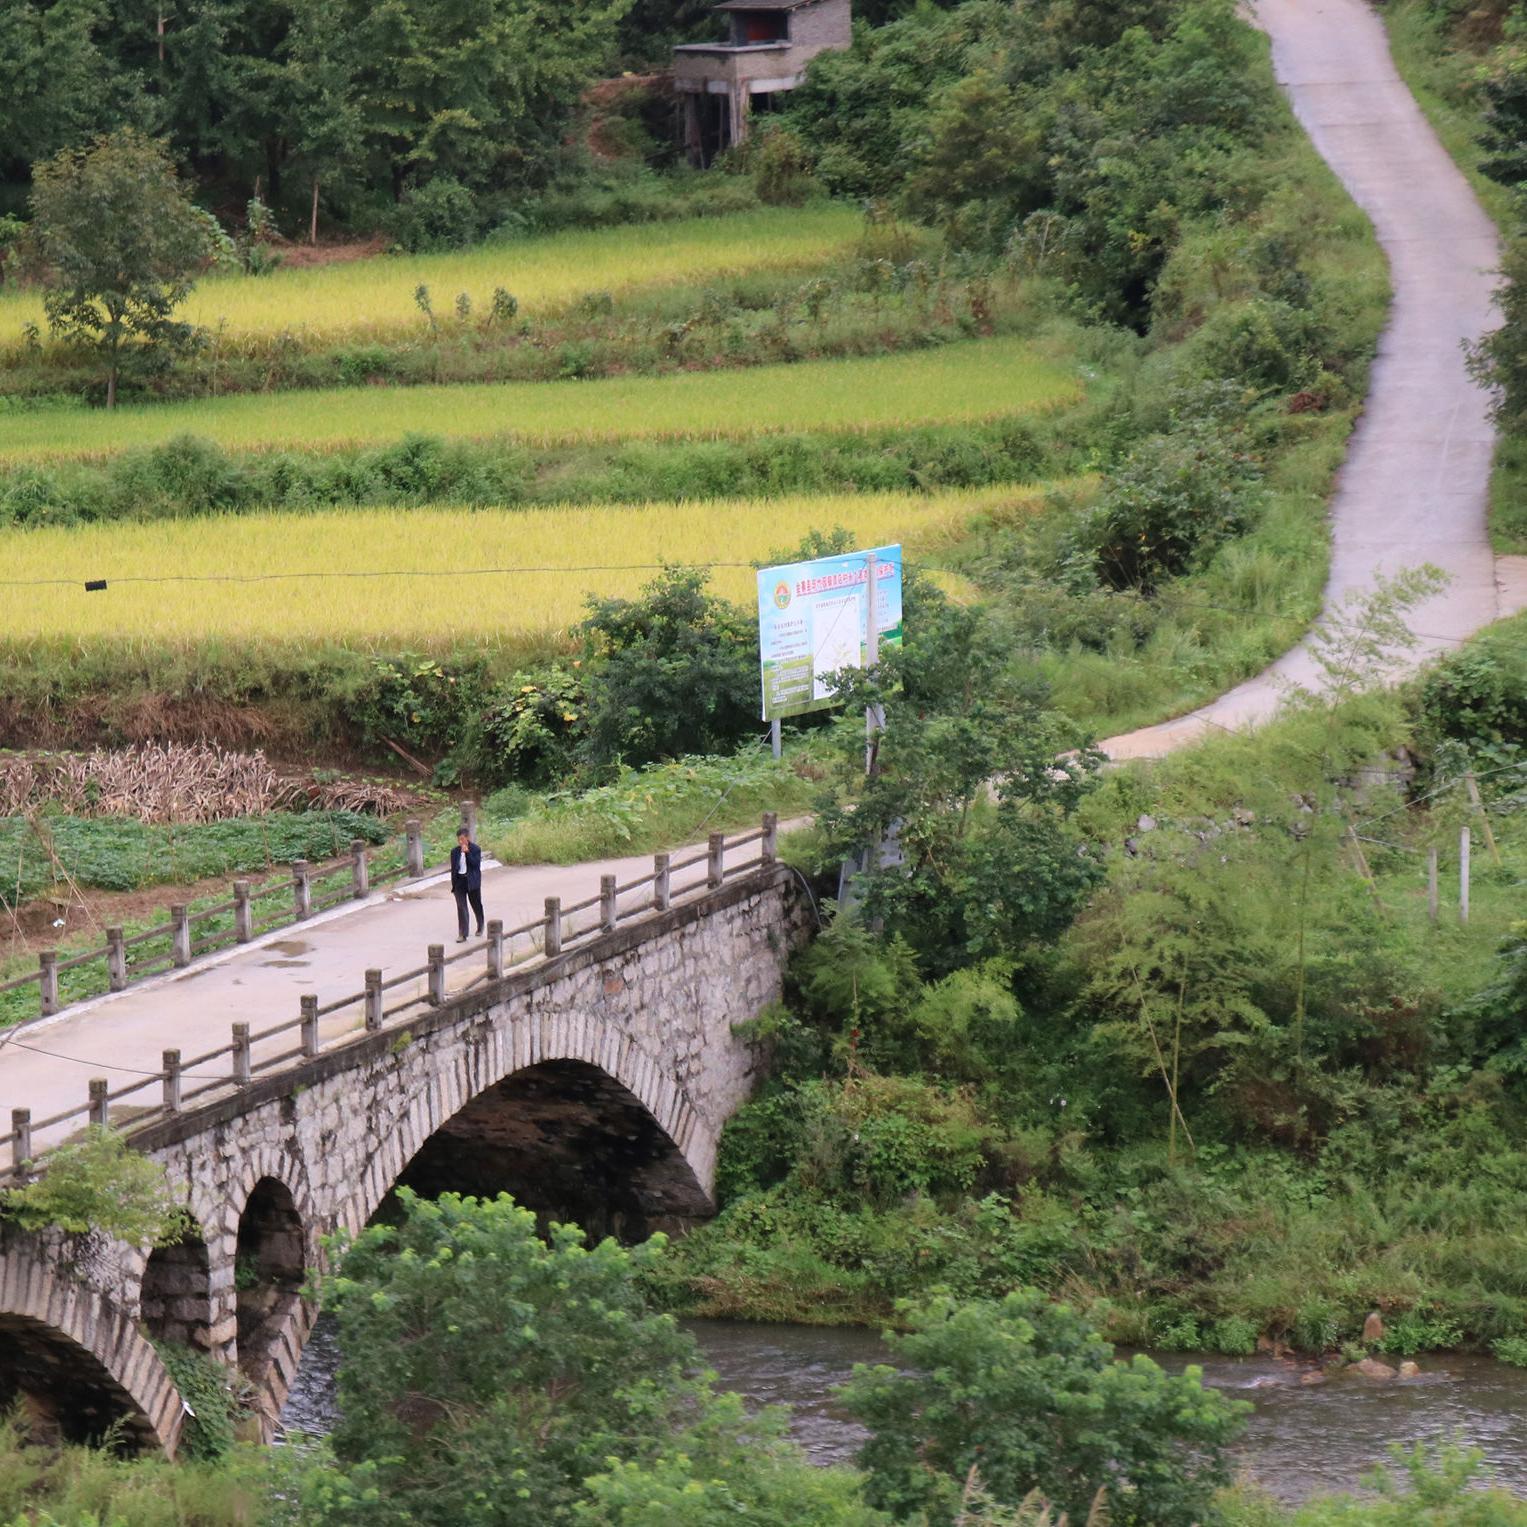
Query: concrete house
673 0 851 164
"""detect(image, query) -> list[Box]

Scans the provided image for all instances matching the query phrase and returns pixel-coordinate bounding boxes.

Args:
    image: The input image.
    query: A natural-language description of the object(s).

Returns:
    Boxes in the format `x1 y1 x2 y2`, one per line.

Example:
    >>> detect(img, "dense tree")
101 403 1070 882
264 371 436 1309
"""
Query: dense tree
816 581 1103 975
26 128 217 407
1478 13 1527 191
579 567 759 769
841 1291 1246 1526
0 0 135 203
309 1189 884 1525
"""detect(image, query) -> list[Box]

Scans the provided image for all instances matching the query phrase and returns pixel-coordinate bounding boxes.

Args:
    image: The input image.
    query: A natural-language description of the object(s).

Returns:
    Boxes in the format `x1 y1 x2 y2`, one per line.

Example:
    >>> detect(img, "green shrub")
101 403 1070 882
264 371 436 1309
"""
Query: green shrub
1492 1334 1527 1367
1418 625 1527 748
0 1127 190 1244
389 176 483 253
1059 420 1262 592
749 125 819 207
578 567 759 769
152 1344 243 1462
841 1290 1246 1527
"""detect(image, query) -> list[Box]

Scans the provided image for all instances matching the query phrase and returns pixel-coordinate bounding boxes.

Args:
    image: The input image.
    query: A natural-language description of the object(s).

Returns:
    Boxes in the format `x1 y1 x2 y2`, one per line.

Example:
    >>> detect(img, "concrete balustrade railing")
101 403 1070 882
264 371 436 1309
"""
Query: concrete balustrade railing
0 806 482 1024
0 812 780 1183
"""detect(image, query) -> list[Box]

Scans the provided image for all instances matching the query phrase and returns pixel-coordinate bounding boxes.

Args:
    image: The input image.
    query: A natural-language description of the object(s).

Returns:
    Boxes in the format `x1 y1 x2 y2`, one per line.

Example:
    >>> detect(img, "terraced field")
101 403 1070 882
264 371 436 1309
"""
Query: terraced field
0 208 864 348
0 338 1079 462
1 486 1035 648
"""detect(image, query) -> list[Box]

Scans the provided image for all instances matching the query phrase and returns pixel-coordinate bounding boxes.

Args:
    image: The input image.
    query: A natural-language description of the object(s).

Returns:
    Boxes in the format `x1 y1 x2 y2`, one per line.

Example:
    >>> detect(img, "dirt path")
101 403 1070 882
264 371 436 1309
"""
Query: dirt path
1103 0 1518 761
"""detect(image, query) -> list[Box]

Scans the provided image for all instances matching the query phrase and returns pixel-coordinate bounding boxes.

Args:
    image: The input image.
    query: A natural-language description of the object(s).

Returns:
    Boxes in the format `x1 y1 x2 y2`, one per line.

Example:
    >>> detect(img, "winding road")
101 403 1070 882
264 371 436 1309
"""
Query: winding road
3 0 1525 1133
1103 0 1526 760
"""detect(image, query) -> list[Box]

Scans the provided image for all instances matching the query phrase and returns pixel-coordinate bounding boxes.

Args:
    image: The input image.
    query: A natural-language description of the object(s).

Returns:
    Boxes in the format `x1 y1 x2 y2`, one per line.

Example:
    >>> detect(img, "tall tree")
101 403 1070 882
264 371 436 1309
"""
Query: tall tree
0 0 136 198
309 0 631 203
27 128 217 407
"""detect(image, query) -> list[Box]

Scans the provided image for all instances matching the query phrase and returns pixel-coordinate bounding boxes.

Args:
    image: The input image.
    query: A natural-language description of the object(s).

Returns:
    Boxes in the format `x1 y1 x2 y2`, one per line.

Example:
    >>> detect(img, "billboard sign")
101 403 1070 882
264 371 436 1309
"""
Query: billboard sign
756 545 903 722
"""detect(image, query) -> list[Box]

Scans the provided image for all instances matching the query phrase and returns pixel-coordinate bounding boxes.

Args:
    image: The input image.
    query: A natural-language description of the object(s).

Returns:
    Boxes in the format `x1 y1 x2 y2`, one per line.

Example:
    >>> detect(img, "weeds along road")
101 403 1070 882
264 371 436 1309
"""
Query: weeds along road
1104 0 1520 761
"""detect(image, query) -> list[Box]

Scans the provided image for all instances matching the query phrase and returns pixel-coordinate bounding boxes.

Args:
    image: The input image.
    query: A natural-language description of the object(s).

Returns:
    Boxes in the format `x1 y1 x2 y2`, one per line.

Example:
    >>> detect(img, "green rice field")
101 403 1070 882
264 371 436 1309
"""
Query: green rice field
0 208 864 348
0 338 1081 462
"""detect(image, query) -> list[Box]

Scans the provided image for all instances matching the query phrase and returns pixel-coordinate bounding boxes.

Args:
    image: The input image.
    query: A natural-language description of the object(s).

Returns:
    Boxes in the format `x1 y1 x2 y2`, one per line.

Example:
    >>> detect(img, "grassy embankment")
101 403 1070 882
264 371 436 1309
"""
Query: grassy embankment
1382 0 1527 554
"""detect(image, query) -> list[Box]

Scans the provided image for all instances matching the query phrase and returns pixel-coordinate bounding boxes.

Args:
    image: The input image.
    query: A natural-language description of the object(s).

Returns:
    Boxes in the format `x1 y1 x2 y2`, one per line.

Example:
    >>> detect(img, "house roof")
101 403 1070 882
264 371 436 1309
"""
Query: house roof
713 0 824 11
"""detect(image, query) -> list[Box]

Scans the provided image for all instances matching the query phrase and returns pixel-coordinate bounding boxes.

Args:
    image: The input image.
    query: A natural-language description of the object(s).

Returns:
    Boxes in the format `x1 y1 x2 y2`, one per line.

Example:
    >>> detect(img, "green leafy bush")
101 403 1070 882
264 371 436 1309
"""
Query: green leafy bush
0 1127 190 1245
841 1290 1246 1527
578 567 759 769
1059 421 1262 592
1417 625 1527 748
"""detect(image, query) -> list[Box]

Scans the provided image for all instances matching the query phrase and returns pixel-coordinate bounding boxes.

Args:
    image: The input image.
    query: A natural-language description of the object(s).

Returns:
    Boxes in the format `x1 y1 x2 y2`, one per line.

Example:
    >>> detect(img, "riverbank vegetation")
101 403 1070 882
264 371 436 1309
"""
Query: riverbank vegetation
0 1198 1523 1525
656 589 1527 1360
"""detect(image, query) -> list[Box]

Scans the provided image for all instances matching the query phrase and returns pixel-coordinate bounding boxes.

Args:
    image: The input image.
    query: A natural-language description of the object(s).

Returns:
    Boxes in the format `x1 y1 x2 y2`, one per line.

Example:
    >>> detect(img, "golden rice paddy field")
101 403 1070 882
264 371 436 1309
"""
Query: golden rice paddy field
0 486 1045 648
0 338 1079 463
0 208 864 348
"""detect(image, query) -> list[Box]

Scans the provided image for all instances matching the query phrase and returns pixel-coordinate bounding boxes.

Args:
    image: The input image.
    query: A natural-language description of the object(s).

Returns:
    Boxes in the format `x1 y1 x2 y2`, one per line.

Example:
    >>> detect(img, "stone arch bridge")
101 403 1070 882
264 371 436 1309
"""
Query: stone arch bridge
0 830 806 1454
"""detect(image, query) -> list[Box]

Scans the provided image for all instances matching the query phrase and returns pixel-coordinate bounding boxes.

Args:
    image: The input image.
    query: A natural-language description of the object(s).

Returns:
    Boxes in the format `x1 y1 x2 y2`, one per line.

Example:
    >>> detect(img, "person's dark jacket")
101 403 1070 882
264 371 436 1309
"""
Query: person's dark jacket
450 842 482 891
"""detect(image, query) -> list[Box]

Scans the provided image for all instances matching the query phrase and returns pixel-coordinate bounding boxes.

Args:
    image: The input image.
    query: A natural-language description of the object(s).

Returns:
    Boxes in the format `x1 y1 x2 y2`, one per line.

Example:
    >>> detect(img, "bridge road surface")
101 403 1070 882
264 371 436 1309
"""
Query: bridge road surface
1104 0 1522 760
0 847 721 1161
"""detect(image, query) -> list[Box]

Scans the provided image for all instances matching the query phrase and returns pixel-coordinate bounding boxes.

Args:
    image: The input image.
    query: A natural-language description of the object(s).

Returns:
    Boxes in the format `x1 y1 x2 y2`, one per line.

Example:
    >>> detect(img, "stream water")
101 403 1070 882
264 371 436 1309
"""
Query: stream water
280 1316 1527 1503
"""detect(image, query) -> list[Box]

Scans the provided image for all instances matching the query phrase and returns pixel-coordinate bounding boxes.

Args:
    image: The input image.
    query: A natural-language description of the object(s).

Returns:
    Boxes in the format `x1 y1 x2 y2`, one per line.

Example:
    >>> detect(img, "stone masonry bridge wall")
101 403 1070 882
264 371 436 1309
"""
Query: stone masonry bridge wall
0 866 808 1453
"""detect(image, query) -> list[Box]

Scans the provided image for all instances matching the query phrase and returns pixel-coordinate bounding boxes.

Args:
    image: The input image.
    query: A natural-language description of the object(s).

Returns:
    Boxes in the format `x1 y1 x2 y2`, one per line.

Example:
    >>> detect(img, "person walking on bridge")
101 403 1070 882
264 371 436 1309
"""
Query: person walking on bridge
450 825 483 942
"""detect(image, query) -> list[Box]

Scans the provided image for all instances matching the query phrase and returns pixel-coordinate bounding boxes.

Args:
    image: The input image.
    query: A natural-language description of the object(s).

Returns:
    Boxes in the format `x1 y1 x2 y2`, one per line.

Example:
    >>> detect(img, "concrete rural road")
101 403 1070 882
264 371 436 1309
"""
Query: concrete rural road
1103 0 1525 760
0 845 740 1160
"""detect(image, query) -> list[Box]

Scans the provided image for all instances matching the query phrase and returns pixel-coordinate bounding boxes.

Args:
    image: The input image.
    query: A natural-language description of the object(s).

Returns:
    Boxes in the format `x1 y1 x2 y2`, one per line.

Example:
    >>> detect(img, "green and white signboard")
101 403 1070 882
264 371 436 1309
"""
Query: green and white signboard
756 545 903 722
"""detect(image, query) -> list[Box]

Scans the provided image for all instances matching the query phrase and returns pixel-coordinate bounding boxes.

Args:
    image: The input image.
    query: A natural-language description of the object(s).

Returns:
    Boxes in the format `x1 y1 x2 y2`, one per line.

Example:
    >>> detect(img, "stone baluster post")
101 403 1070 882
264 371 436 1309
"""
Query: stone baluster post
601 875 618 933
300 994 319 1057
365 969 384 1031
427 945 445 1005
486 920 504 980
38 951 58 1017
233 881 253 942
544 898 563 957
106 927 128 991
232 1024 251 1086
405 819 425 878
352 839 370 899
292 861 312 920
162 1050 182 1113
708 832 726 889
89 1079 109 1127
653 854 671 912
171 905 192 967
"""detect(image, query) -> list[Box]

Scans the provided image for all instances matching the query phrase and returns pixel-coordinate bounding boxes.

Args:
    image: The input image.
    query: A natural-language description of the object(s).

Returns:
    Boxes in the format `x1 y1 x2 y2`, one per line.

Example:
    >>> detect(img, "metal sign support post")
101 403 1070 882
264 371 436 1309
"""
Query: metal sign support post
864 550 881 777
770 717 782 760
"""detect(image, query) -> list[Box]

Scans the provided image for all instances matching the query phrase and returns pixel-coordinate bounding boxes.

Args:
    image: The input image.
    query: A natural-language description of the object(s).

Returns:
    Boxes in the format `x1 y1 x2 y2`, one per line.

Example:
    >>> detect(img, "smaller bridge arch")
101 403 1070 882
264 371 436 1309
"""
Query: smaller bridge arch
0 1231 183 1454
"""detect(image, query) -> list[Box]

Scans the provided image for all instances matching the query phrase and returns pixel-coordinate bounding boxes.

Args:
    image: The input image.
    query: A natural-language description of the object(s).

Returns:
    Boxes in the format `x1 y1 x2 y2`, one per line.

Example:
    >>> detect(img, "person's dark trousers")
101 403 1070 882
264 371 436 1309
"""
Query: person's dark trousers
454 887 484 939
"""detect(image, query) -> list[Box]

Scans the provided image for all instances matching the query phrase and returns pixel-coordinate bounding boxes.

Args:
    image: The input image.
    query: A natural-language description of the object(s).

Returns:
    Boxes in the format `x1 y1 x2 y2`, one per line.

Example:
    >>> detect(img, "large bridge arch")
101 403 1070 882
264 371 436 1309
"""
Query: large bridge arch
339 1003 722 1240
0 1232 183 1454
386 1057 714 1241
